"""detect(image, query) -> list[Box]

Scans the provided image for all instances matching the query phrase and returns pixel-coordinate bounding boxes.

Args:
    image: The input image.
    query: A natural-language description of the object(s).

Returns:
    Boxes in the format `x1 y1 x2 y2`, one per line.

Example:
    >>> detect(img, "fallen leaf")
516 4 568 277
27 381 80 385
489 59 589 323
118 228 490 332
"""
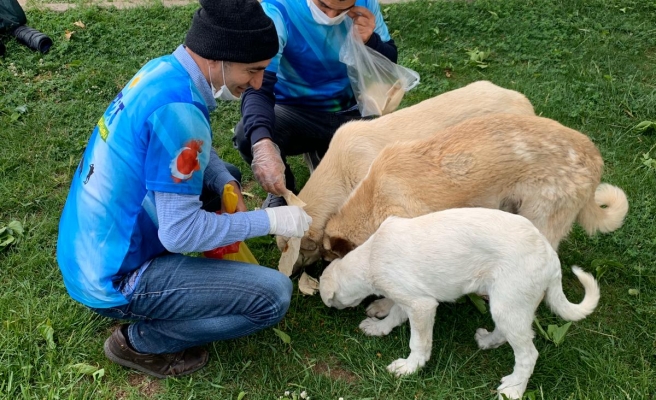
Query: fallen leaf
299 272 319 296
272 328 291 344
73 20 85 28
467 293 487 314
65 30 75 40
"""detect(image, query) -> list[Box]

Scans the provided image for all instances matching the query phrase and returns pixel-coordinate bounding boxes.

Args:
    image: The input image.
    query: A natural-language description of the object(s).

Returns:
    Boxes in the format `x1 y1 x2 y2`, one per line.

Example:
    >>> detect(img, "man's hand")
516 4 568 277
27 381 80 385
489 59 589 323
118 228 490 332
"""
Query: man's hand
252 139 287 195
265 206 312 238
348 6 376 43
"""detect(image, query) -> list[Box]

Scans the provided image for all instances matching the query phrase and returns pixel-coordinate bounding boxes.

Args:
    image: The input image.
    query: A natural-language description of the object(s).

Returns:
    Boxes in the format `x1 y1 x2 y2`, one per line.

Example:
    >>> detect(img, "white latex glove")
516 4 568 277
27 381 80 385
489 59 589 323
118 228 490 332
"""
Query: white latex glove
265 206 312 238
252 139 286 195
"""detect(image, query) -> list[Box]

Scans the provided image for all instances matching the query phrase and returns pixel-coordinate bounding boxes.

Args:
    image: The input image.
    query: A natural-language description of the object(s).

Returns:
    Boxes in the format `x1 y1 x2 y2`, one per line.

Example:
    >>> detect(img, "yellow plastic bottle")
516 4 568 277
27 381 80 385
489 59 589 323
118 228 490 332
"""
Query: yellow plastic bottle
220 184 259 265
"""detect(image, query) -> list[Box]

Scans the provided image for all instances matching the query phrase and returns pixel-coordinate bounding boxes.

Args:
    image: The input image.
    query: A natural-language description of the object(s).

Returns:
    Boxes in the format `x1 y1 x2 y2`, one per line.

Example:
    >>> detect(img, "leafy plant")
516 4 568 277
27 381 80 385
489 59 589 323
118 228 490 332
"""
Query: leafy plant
634 120 656 135
67 363 105 382
534 317 572 346
10 105 28 122
591 259 623 280
642 153 656 171
467 293 488 314
465 48 490 69
0 220 24 251
273 328 291 346
38 319 56 350
2 0 656 398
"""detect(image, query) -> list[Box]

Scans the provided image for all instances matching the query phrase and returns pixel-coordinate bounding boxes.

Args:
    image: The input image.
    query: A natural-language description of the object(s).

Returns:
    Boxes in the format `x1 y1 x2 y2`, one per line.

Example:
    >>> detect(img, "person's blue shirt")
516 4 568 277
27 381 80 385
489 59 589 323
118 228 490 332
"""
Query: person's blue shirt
243 0 397 145
57 49 235 308
262 0 392 111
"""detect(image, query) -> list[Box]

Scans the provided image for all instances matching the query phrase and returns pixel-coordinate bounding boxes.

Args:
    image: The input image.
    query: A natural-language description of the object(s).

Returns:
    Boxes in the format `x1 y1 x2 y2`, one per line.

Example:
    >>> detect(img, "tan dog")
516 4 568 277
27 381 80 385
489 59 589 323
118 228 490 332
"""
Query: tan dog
278 81 536 271
324 113 628 259
320 208 601 399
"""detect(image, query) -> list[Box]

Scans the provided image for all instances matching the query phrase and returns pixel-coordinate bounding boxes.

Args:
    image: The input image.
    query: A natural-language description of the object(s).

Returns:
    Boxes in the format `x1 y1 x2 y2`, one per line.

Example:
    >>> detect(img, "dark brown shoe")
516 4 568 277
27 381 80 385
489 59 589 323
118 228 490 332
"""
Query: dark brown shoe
103 325 208 378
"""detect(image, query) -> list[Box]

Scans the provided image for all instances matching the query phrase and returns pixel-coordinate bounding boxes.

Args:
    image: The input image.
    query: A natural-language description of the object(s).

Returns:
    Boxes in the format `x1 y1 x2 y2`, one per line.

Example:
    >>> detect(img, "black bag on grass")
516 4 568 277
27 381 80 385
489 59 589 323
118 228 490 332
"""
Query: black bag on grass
0 0 52 54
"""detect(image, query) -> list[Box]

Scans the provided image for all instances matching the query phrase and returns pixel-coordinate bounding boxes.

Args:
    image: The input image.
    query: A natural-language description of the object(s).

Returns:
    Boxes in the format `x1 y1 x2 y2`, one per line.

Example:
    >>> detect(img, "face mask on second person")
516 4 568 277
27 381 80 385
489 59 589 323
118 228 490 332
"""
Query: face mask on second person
307 0 349 25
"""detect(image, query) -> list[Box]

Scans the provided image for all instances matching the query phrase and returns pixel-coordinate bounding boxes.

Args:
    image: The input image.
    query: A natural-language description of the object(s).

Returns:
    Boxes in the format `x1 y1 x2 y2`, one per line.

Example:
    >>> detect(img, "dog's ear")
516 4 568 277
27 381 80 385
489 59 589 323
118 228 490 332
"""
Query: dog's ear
321 235 339 261
319 273 336 306
330 237 356 258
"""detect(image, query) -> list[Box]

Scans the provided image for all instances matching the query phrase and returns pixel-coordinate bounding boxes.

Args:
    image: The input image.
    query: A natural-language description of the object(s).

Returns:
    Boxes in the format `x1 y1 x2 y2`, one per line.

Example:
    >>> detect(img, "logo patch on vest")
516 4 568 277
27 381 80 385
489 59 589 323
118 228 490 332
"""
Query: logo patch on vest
170 139 203 183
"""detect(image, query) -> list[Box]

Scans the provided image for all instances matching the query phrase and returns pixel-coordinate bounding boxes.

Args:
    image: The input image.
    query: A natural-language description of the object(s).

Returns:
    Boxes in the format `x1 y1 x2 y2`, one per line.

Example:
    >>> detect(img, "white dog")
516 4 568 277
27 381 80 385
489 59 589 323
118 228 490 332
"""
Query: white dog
319 208 600 399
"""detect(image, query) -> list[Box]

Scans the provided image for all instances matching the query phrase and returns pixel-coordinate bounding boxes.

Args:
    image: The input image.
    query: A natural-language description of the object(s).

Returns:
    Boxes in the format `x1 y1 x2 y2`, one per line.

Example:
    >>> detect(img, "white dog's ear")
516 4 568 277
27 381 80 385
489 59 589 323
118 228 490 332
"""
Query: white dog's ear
319 275 336 307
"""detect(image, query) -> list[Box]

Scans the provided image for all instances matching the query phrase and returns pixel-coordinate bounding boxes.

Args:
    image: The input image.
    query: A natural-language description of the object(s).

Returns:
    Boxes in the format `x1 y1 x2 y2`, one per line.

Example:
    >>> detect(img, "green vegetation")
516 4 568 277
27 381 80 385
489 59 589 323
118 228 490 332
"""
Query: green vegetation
1 0 655 398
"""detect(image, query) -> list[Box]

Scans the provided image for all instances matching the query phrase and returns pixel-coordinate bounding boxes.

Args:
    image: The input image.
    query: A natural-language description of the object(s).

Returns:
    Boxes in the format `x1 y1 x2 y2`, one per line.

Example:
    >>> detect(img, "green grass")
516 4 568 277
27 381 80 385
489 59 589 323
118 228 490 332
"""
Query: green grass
1 0 655 398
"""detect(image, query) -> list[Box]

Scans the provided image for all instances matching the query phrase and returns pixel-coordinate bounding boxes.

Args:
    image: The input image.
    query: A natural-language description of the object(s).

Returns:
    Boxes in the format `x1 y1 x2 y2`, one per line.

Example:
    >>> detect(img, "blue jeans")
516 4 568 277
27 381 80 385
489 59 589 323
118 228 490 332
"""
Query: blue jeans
92 253 292 354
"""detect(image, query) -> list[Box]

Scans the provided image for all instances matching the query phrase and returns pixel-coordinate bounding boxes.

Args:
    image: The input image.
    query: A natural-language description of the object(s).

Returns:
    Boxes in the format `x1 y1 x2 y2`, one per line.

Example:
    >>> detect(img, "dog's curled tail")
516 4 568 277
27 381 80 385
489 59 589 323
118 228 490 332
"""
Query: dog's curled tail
545 266 600 322
577 183 628 235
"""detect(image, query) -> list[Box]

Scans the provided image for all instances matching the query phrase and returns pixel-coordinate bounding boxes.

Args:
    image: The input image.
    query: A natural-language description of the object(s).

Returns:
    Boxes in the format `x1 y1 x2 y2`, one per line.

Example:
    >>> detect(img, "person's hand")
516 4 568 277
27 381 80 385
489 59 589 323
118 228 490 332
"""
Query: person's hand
221 180 247 213
265 206 313 238
251 139 287 195
348 6 376 43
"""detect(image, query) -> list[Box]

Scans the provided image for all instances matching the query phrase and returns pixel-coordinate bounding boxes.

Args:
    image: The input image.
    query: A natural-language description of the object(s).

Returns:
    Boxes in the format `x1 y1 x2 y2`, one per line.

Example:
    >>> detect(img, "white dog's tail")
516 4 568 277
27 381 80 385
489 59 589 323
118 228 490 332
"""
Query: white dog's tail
577 183 628 235
545 266 600 322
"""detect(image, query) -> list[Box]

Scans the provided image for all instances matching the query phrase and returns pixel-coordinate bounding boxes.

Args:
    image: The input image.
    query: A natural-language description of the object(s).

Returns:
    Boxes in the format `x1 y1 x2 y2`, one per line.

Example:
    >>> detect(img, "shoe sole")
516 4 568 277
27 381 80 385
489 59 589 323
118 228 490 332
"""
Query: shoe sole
103 337 208 379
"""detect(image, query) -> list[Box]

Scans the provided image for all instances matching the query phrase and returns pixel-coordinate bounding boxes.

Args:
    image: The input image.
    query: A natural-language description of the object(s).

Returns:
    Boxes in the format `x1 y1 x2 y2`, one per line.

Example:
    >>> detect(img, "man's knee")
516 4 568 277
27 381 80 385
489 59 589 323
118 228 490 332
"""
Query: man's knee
232 120 253 163
258 271 292 326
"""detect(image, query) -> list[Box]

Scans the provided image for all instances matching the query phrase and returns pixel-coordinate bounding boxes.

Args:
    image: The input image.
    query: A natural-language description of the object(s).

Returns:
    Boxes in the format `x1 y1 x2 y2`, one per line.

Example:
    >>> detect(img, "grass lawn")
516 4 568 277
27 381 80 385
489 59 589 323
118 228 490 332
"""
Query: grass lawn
1 0 655 398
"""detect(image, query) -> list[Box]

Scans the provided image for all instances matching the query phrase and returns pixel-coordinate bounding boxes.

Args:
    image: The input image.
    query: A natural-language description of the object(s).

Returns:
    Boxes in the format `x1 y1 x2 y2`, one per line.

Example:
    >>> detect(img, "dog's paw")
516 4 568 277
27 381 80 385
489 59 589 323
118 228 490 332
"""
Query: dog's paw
366 298 394 318
475 328 505 350
359 317 391 336
386 358 419 376
497 386 523 400
497 375 527 399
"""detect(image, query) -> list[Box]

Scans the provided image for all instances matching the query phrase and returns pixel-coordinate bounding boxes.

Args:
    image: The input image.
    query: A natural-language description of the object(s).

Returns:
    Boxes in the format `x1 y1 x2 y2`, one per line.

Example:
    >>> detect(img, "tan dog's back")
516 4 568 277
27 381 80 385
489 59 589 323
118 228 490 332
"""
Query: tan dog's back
288 81 536 268
325 113 628 254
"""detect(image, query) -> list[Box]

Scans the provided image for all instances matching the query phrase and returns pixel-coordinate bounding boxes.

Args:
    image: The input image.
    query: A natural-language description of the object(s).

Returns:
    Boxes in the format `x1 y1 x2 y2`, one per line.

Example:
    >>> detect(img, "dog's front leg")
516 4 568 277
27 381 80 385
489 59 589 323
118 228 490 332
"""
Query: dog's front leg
387 299 438 376
359 302 407 336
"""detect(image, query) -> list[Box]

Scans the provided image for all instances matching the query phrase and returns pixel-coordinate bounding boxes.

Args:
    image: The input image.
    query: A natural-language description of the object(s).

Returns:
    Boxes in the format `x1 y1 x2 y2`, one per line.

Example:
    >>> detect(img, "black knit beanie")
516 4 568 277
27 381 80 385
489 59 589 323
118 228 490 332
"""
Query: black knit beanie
185 0 279 63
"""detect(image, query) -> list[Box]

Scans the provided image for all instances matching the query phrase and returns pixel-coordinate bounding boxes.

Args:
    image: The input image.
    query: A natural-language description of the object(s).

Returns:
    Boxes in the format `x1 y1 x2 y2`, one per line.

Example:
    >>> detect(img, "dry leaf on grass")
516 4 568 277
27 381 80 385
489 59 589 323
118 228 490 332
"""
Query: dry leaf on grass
73 21 85 28
299 272 319 296
64 30 74 40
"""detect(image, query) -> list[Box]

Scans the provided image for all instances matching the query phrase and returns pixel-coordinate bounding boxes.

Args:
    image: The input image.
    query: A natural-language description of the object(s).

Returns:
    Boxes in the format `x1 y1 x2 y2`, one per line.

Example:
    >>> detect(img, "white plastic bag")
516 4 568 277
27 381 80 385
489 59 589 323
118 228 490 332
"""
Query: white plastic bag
339 19 420 117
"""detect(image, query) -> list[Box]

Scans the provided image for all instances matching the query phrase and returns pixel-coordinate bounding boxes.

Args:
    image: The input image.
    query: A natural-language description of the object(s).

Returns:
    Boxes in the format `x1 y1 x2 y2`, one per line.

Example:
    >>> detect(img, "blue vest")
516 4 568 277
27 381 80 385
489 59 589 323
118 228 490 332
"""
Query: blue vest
57 55 212 308
262 0 391 111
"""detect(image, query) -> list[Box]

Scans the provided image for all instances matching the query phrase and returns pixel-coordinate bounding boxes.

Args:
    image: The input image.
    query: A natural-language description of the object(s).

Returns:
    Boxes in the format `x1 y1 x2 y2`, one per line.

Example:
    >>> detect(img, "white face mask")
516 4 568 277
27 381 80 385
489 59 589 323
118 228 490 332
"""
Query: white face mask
209 61 241 101
307 0 349 26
